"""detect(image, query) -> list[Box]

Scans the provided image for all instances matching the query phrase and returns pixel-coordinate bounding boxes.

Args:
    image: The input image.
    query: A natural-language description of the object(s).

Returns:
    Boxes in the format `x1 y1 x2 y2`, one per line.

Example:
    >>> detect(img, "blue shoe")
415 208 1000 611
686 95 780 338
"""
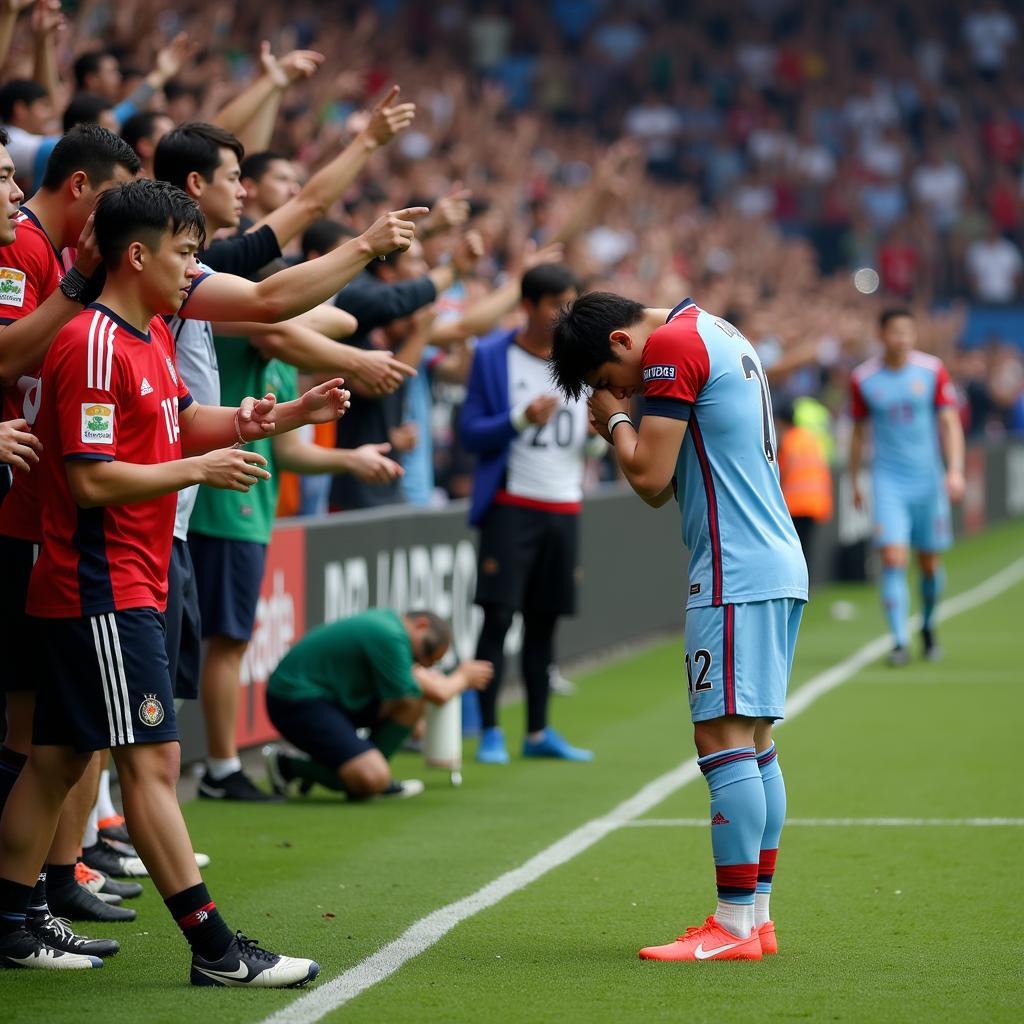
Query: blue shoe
522 728 594 762
476 727 510 765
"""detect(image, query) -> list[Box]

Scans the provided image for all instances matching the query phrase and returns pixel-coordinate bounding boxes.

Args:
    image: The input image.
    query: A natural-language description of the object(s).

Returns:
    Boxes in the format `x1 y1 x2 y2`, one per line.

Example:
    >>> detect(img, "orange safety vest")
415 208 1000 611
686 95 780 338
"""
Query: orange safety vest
778 425 833 521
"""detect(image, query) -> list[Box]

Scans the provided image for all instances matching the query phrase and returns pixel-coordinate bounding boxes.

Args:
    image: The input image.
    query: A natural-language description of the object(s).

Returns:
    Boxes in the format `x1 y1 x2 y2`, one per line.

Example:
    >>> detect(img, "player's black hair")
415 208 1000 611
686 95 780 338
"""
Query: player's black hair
406 610 452 663
240 150 291 183
73 50 116 91
550 291 646 402
94 178 206 270
0 128 8 148
301 218 353 261
521 263 578 305
62 92 113 134
154 122 244 191
120 110 172 154
0 79 48 124
879 306 913 329
39 123 140 191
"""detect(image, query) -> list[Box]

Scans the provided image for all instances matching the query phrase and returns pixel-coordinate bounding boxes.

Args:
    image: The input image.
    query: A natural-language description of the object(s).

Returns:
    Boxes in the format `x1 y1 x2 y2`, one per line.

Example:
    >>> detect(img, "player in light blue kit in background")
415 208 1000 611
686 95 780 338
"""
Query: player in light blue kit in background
848 308 965 666
551 292 807 962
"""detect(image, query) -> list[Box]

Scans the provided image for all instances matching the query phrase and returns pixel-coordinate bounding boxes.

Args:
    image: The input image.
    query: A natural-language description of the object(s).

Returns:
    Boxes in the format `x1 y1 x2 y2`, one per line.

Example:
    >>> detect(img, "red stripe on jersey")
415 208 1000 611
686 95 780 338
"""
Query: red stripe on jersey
723 604 736 715
640 305 710 404
687 415 723 605
493 490 581 515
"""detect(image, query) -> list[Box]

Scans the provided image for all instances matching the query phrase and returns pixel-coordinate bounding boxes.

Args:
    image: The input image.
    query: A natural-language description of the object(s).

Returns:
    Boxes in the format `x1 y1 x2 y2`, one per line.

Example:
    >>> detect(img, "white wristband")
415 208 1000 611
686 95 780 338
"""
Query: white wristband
606 412 632 437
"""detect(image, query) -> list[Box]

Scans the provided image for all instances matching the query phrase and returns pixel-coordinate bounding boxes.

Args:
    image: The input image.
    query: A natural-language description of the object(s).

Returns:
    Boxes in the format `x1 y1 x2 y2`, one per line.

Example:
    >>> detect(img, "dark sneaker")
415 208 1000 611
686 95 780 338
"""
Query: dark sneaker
886 645 910 667
190 932 319 988
82 839 147 878
262 745 293 798
47 883 137 923
0 926 102 969
921 627 942 661
97 814 132 846
27 913 120 958
198 769 283 803
76 861 143 901
377 779 424 800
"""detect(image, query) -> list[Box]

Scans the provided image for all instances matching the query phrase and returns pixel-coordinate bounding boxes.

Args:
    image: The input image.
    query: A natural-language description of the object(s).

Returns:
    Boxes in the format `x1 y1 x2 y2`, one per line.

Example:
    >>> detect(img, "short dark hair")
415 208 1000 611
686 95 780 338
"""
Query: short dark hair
0 128 8 148
879 306 913 329
39 123 140 191
301 218 352 261
120 111 170 153
521 263 578 305
62 92 113 134
0 79 48 123
550 291 646 401
240 150 290 183
93 178 206 270
154 122 244 191
406 610 452 661
73 51 115 90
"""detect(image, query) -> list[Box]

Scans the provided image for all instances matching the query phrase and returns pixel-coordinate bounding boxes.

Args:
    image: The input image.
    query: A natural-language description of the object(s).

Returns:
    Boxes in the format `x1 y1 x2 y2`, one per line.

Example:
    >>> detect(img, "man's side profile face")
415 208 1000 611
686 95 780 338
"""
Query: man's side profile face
0 146 25 246
190 147 246 231
407 615 450 668
65 162 138 239
128 226 202 316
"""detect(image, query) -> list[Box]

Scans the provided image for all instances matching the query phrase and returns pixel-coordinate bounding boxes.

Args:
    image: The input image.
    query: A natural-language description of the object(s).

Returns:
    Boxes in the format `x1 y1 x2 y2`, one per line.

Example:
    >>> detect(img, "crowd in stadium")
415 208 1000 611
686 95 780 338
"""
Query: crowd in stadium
0 0 1020 983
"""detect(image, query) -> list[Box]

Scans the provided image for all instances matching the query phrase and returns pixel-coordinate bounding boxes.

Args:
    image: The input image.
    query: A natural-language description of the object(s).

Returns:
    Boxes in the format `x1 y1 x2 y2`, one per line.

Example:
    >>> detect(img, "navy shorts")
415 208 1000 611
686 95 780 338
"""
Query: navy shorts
189 534 267 642
33 608 179 752
266 693 379 769
165 538 202 700
0 535 39 694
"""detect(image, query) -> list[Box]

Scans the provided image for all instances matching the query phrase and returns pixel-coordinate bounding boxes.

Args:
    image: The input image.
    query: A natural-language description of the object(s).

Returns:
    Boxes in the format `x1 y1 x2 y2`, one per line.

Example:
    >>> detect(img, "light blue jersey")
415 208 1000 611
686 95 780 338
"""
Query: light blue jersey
850 352 956 497
641 299 808 609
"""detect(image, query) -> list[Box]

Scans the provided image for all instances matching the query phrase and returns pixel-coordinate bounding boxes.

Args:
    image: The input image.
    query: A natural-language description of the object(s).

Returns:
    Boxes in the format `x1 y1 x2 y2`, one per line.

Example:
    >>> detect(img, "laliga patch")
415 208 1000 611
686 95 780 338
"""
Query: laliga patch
138 694 165 727
0 266 27 307
643 364 677 382
81 403 114 444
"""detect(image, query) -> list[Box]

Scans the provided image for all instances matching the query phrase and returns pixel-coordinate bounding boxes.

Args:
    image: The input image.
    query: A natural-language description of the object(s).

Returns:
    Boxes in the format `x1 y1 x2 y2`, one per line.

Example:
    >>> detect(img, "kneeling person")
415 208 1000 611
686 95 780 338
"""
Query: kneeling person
265 610 492 799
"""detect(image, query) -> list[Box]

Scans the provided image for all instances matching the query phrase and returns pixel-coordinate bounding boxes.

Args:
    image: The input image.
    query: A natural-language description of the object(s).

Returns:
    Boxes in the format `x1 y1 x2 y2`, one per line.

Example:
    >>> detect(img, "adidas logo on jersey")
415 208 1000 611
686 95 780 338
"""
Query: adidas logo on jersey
711 812 730 825
140 378 154 396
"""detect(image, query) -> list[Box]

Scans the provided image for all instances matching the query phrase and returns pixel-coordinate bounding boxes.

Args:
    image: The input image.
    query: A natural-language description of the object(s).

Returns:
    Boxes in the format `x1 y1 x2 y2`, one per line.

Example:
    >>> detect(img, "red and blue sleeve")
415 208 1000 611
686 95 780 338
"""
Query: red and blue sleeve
640 321 710 420
53 326 123 463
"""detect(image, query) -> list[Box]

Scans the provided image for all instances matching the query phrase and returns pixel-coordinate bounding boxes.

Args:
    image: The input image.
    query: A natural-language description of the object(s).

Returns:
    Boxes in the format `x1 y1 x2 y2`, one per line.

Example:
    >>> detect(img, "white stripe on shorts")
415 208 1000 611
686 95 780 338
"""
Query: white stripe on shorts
91 615 121 745
105 614 135 744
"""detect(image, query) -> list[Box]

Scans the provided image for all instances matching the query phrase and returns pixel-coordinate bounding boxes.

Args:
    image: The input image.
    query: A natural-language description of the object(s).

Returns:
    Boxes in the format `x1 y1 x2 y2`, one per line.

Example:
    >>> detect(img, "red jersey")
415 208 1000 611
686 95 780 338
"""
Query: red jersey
0 207 70 540
27 304 192 618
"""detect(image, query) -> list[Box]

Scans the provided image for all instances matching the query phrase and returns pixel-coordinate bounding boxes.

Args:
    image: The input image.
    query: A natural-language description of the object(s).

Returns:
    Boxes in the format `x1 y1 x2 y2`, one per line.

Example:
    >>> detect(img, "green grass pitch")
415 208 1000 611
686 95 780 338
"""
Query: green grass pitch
7 518 1023 1023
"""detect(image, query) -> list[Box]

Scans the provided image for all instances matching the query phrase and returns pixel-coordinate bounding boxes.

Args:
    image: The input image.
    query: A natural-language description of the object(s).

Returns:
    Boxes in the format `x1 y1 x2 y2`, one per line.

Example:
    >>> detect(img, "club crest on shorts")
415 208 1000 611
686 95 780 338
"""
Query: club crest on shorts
139 694 165 727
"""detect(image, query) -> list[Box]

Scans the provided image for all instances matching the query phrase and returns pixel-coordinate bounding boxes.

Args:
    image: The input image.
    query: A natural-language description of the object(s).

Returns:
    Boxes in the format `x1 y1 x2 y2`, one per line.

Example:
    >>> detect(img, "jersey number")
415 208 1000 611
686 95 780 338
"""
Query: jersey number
528 408 575 449
686 649 713 693
741 354 776 464
160 397 180 446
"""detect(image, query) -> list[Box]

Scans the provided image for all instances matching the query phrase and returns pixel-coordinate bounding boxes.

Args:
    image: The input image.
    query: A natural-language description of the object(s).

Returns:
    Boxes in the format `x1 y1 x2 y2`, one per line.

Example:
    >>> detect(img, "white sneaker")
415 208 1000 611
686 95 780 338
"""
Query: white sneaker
378 779 424 800
0 927 103 969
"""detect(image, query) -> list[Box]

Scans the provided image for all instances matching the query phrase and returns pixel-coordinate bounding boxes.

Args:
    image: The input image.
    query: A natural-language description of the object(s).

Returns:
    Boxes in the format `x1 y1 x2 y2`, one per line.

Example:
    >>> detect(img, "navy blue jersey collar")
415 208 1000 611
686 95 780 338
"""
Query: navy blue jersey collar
666 297 695 322
88 302 151 342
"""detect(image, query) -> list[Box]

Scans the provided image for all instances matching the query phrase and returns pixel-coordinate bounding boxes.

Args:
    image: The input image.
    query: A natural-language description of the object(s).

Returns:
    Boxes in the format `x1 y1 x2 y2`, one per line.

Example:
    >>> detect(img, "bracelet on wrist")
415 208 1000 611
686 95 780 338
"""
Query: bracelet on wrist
232 409 246 446
607 412 633 437
59 266 90 305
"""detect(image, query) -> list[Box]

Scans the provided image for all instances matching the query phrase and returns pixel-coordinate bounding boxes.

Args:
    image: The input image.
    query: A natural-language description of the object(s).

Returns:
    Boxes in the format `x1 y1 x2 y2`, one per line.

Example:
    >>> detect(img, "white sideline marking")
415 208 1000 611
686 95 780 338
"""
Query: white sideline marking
259 557 1024 1024
627 817 1024 828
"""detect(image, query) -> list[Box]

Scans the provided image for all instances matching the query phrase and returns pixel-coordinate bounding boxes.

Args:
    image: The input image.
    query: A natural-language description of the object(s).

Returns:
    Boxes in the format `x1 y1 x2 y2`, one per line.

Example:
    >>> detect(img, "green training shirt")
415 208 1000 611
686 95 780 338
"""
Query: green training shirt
268 609 422 711
188 341 297 544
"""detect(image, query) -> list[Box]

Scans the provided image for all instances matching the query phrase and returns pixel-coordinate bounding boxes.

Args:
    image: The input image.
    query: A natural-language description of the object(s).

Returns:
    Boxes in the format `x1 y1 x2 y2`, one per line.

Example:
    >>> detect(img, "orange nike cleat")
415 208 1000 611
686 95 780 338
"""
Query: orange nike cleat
758 921 777 955
638 916 763 962
75 861 106 894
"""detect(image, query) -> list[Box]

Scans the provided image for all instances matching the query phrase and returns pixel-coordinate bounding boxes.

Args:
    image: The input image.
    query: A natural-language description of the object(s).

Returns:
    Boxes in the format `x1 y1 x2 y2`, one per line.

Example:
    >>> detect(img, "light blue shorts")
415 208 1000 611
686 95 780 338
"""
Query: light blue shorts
684 599 804 723
873 481 952 552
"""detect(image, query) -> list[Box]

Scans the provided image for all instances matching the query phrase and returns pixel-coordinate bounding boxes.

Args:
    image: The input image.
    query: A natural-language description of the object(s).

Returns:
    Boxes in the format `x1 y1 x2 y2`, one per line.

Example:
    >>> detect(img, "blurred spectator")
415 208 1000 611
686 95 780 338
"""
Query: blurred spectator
965 223 1023 303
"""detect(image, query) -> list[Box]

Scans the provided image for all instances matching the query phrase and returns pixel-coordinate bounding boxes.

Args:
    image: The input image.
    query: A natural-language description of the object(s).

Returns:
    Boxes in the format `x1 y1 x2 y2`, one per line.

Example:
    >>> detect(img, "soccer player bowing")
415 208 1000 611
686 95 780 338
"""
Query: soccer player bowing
0 179 348 983
550 293 808 962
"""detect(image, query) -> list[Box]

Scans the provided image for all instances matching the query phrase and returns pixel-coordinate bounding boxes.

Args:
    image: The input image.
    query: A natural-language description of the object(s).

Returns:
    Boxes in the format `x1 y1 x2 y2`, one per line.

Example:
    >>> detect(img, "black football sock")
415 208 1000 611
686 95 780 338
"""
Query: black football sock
0 876 34 936
165 882 234 961
25 868 50 920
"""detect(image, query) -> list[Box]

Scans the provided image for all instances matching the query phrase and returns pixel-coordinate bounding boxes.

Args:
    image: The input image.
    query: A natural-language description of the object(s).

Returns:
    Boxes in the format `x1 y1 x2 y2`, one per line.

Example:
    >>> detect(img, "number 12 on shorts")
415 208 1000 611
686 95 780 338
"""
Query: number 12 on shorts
686 649 713 693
